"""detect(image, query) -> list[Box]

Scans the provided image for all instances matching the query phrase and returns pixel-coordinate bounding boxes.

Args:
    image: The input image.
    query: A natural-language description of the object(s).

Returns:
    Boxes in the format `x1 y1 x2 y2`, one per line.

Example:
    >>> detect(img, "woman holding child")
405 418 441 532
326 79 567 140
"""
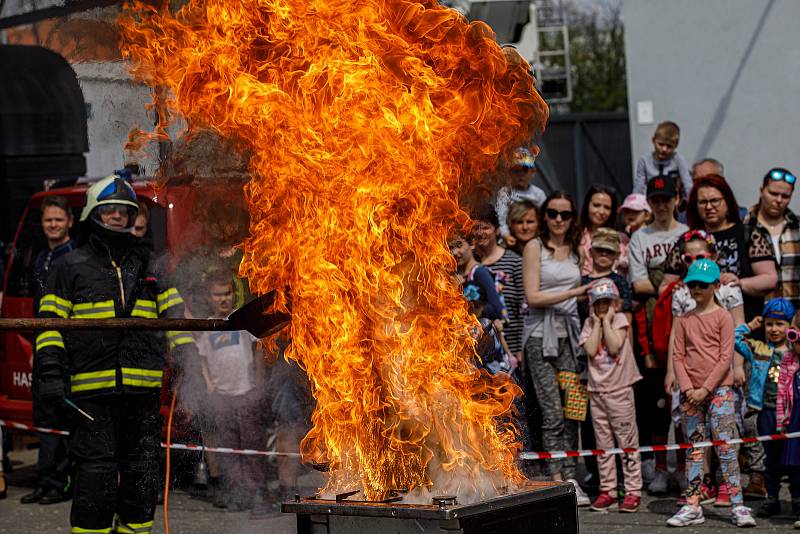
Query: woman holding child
522 191 590 506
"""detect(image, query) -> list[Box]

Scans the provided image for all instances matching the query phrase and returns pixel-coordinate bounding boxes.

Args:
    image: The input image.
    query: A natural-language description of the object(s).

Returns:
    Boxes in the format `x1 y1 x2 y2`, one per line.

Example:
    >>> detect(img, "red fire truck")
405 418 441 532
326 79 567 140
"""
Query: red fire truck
0 176 231 430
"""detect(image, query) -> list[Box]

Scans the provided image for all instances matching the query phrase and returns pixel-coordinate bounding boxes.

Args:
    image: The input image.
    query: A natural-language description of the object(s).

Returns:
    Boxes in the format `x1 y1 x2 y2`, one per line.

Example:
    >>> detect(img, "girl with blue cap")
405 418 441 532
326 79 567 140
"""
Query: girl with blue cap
667 259 756 528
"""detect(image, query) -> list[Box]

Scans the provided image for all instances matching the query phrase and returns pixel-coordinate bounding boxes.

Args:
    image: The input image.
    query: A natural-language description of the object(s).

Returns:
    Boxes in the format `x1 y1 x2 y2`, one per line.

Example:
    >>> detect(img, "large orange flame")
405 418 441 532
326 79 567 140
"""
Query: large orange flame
120 0 548 502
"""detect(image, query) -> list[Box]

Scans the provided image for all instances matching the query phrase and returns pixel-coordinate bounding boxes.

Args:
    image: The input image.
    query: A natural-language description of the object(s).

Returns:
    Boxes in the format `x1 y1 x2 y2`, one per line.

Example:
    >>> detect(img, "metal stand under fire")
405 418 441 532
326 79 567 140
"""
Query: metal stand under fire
282 481 578 534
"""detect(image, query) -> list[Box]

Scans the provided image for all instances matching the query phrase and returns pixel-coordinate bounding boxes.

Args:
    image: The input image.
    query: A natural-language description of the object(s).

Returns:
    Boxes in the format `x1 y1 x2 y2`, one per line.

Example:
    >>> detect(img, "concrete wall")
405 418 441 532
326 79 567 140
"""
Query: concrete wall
72 62 160 177
623 0 800 211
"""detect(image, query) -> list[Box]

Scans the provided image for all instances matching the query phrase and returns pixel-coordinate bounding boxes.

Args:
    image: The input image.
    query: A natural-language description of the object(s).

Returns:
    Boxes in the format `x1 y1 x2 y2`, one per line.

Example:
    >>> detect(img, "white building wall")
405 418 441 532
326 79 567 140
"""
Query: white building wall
72 62 160 178
622 0 800 211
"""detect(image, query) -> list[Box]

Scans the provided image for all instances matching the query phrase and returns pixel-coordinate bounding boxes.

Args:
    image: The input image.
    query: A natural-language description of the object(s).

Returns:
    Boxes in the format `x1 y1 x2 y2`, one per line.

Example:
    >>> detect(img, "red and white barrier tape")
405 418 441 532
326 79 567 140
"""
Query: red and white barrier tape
519 431 800 460
0 418 301 457
162 442 300 457
4 418 800 460
0 419 69 436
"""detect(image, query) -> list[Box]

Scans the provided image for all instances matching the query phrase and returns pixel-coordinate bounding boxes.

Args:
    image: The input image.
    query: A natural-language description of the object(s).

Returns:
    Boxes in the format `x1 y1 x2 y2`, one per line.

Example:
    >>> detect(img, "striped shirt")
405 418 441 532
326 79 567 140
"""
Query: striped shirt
744 207 800 311
483 248 525 354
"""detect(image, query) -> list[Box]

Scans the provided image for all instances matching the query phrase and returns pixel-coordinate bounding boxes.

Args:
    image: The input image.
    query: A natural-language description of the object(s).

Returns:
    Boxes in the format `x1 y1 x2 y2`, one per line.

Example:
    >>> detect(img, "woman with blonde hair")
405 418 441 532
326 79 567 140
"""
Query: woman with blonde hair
507 199 540 254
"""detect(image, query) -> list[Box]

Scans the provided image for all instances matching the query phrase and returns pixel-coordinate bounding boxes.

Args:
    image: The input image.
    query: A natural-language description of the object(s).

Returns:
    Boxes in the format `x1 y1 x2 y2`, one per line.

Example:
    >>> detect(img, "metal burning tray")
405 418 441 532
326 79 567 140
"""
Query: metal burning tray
282 481 578 534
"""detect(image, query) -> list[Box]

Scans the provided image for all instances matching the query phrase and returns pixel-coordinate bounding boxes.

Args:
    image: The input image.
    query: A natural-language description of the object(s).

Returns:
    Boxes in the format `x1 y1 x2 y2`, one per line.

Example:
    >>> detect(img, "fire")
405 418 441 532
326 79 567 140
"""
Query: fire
120 0 548 501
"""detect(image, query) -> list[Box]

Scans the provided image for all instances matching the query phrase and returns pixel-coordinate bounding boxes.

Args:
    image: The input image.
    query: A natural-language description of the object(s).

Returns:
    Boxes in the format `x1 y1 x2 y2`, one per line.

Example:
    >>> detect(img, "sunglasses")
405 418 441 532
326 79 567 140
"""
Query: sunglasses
545 209 573 221
770 169 797 185
682 252 712 264
787 328 800 343
686 281 712 290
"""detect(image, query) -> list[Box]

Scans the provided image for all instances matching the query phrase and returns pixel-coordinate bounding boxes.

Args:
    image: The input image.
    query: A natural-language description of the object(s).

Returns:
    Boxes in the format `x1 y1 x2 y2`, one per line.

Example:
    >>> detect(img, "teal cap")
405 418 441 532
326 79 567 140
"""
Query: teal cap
684 258 720 284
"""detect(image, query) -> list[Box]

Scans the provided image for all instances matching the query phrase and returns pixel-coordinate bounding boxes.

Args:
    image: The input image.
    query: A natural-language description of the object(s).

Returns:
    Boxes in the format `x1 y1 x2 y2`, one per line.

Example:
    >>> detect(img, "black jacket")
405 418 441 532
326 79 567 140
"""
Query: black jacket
35 233 195 397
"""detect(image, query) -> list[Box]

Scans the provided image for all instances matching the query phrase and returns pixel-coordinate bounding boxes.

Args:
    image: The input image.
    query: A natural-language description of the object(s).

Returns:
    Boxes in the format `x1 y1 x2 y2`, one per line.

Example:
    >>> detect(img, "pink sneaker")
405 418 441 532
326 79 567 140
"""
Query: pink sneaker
590 492 618 511
700 483 717 505
620 494 641 513
714 483 732 507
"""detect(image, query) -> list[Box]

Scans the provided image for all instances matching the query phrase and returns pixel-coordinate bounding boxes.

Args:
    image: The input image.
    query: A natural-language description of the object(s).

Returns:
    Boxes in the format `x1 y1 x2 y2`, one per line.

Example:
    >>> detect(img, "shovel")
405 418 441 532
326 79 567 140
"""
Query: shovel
0 289 290 339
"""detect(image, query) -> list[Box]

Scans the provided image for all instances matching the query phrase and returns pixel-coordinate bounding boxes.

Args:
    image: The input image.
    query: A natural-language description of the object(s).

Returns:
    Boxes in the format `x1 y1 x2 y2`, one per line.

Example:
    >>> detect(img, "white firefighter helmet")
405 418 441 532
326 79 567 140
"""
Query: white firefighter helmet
79 175 139 232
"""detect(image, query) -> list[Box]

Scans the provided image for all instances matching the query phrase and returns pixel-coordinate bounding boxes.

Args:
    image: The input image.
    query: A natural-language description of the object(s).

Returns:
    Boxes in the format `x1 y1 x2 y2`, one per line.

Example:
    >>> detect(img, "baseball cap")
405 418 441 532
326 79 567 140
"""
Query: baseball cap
762 297 796 321
646 175 677 198
591 227 621 253
511 147 536 169
618 193 651 214
683 258 720 285
588 278 620 305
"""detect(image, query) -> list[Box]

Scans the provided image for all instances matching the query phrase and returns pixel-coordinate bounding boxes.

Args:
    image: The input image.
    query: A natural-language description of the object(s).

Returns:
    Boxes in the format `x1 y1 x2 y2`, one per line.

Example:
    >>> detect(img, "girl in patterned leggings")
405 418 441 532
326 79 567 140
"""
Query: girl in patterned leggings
666 259 756 528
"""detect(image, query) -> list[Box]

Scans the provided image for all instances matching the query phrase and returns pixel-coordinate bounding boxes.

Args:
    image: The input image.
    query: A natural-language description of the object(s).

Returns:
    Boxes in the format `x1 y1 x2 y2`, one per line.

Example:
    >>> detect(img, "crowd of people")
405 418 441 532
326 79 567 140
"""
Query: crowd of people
452 121 800 528
0 119 798 530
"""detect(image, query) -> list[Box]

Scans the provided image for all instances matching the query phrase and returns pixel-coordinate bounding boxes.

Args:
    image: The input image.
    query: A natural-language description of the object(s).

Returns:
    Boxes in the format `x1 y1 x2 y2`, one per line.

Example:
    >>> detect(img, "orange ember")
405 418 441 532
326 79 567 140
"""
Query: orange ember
120 0 548 501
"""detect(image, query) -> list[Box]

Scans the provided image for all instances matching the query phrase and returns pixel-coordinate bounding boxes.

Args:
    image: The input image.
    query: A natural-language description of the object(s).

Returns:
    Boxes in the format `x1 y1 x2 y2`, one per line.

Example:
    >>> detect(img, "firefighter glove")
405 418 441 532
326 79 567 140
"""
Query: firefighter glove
39 374 68 403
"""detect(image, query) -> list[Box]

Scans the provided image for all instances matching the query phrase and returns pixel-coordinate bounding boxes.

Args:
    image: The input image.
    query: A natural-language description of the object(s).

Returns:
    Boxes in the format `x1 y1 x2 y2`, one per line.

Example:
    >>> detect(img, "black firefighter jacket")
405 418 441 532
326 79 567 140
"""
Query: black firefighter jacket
35 233 196 397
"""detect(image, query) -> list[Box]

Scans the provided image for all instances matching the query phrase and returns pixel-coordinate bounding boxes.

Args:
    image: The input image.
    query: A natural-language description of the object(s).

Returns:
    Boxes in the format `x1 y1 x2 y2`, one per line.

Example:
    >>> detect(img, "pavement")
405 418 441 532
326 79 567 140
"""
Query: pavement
2 448 799 533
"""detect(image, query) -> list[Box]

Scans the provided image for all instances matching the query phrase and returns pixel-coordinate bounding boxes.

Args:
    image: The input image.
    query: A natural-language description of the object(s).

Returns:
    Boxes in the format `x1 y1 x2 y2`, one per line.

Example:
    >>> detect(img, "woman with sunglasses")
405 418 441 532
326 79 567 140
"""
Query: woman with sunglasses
743 168 800 312
522 191 591 505
667 259 755 527
578 185 629 278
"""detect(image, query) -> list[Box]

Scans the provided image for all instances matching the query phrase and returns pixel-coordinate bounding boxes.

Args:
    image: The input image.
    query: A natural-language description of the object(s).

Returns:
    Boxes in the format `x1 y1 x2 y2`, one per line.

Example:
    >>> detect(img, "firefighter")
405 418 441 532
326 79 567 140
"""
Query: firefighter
35 174 197 534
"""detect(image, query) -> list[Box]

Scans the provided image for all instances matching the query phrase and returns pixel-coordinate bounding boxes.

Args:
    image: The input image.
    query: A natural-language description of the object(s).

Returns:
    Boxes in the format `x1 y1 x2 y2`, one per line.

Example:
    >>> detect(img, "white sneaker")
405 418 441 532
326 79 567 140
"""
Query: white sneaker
567 478 591 507
731 505 756 528
667 505 705 527
648 469 670 495
642 458 656 485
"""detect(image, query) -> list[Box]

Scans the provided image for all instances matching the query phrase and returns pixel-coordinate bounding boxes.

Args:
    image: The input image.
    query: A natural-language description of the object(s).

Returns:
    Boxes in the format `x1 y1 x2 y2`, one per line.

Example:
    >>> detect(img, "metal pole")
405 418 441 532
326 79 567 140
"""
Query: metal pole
0 318 235 332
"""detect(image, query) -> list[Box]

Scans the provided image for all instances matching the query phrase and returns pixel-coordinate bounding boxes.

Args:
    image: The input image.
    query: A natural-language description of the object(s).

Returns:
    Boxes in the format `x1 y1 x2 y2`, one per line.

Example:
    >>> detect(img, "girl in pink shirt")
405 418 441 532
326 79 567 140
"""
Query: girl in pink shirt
667 259 755 528
580 278 642 513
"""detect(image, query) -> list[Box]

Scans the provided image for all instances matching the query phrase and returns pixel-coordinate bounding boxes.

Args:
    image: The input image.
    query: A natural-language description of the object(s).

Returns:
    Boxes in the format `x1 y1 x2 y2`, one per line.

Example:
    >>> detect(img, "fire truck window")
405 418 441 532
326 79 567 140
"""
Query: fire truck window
149 203 167 256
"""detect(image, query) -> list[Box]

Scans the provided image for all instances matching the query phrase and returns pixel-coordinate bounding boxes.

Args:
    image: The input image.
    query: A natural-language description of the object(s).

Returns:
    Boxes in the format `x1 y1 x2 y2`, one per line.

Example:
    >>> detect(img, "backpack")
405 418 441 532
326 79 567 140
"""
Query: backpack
651 280 682 366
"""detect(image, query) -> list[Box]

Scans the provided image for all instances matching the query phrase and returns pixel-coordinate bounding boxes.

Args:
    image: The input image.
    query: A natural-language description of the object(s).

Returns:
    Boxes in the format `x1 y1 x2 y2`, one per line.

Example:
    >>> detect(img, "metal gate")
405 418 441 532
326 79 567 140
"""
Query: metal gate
534 112 632 203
